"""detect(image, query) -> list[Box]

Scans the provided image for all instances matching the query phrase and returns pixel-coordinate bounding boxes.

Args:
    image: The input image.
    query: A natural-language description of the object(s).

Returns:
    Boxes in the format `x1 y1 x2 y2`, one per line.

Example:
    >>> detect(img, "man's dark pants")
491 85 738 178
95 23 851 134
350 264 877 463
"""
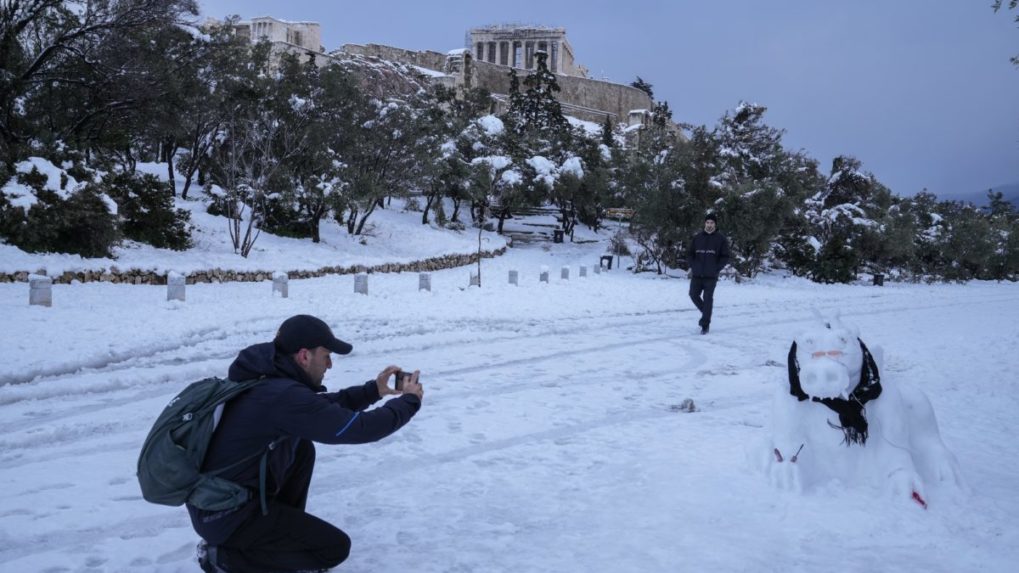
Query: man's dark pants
689 276 718 328
218 440 351 572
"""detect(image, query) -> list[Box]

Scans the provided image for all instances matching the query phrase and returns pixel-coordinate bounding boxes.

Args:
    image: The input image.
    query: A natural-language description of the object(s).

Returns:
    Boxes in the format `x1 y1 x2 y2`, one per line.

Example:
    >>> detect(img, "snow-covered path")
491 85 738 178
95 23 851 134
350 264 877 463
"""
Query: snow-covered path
2 242 1018 572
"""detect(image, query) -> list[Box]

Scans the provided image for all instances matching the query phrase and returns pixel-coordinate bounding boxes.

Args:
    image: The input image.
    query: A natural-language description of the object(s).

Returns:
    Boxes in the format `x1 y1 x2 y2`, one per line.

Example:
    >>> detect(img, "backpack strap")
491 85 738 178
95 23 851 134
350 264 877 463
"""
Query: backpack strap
258 438 285 516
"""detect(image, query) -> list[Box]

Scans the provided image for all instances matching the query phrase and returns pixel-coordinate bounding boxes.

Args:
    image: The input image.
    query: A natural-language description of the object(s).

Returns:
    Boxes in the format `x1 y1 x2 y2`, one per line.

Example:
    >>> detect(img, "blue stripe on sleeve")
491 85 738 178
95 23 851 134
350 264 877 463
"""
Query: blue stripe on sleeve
335 412 361 437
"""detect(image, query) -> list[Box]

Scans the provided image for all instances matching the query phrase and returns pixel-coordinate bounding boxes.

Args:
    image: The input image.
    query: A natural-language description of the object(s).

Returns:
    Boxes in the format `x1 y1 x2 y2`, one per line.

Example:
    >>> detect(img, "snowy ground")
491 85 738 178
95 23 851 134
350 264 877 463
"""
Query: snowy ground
2 213 1019 572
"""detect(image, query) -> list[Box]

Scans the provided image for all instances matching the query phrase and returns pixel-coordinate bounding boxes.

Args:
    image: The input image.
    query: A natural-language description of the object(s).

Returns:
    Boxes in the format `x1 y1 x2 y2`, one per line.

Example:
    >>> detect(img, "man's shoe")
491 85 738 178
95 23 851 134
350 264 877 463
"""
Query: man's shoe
197 541 228 573
700 325 709 335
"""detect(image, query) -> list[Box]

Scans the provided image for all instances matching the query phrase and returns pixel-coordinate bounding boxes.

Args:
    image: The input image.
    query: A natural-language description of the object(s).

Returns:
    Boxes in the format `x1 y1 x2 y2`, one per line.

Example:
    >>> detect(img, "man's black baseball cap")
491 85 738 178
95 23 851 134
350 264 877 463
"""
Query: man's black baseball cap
274 314 353 355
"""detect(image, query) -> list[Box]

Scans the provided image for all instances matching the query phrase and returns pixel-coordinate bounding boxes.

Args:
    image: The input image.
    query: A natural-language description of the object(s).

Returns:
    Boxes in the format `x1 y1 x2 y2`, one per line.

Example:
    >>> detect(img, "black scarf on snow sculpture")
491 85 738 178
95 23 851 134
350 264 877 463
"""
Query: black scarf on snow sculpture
787 338 882 446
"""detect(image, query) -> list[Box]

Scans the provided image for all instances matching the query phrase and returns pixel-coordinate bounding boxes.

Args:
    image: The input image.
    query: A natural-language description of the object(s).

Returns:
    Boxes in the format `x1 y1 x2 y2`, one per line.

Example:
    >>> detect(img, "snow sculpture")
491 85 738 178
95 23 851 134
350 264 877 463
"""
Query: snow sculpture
760 314 963 508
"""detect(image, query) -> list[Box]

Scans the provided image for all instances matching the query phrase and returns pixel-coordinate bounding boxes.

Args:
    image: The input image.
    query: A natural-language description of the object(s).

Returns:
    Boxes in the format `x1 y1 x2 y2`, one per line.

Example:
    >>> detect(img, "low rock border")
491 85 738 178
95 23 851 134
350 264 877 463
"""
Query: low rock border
0 247 507 285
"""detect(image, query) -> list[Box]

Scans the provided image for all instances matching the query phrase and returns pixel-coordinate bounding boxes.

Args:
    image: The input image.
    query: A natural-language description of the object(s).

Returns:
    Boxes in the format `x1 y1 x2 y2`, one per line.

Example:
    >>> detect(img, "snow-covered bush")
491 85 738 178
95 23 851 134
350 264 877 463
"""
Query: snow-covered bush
103 172 193 250
0 163 119 257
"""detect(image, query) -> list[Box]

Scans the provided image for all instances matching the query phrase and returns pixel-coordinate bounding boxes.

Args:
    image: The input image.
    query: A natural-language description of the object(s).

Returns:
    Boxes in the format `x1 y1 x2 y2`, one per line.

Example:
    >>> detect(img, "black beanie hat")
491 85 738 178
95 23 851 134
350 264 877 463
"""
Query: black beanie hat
705 213 717 223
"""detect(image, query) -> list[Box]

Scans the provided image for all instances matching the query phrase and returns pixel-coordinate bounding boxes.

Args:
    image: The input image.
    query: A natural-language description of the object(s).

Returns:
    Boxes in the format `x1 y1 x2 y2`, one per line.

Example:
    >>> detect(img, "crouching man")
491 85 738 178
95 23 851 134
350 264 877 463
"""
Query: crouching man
191 314 423 572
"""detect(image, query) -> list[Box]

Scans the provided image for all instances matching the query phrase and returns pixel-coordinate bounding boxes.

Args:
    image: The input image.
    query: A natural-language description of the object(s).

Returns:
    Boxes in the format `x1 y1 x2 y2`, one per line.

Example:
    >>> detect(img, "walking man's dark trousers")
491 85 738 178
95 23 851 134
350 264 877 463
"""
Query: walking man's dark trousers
689 276 717 330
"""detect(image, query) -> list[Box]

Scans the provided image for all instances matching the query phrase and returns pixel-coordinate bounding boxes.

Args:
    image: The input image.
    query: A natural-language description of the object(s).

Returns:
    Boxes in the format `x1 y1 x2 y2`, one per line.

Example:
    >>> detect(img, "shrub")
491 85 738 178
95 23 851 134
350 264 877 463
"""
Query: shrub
205 183 232 217
104 172 193 250
811 234 858 284
260 194 311 239
8 176 119 258
1 166 119 257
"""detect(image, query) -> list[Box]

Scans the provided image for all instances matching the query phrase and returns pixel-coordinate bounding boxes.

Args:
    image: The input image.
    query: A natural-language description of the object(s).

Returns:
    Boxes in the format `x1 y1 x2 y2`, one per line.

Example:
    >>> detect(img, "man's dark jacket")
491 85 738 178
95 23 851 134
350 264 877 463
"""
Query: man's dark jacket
186 342 420 545
686 230 731 278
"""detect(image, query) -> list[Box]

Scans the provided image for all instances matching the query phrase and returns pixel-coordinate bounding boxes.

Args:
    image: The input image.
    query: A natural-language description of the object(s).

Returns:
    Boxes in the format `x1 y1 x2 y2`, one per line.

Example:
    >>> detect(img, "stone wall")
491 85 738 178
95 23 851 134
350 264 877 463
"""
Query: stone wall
338 44 448 74
0 247 507 285
470 59 653 123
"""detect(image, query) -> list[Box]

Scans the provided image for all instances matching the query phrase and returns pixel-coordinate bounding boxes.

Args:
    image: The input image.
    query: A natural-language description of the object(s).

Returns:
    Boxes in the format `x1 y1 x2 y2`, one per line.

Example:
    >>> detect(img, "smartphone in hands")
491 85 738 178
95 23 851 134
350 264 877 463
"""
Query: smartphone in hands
394 370 413 391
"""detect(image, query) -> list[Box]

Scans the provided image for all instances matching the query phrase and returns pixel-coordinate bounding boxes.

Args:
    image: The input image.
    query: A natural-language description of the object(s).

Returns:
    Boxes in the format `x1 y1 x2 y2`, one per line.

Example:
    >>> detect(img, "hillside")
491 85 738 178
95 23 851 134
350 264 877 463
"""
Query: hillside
0 160 509 281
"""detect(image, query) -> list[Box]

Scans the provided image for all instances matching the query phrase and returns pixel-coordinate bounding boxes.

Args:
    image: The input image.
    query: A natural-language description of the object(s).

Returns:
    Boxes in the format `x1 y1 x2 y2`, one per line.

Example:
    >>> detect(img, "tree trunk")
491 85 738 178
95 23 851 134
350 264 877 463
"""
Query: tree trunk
477 222 483 287
181 165 195 200
471 200 484 223
355 201 379 235
450 197 462 222
422 193 436 225
309 203 325 243
164 136 176 195
497 208 509 234
125 145 136 173
346 207 357 234
559 204 576 238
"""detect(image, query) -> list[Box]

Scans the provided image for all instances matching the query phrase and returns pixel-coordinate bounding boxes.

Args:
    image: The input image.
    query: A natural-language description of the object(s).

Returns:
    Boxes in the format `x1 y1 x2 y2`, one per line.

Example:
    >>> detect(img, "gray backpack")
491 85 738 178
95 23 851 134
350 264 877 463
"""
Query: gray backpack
136 377 278 513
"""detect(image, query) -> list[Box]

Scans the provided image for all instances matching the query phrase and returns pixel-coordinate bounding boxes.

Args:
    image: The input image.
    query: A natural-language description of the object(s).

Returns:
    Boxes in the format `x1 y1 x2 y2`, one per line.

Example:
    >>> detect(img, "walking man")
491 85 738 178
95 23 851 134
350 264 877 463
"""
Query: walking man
687 213 730 334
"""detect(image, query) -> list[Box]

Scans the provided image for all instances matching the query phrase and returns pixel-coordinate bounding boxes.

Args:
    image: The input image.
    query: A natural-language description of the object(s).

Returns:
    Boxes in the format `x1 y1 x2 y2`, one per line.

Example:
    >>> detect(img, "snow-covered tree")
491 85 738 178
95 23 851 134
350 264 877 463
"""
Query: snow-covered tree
798 156 888 282
504 51 569 142
622 102 698 273
419 85 494 226
205 47 311 257
711 102 810 277
159 19 252 200
0 0 200 166
339 94 434 235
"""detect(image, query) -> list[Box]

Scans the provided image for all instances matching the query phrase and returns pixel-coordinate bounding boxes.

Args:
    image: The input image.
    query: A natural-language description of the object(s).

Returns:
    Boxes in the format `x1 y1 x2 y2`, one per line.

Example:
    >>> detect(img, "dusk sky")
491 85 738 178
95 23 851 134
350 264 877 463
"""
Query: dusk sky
199 0 1018 201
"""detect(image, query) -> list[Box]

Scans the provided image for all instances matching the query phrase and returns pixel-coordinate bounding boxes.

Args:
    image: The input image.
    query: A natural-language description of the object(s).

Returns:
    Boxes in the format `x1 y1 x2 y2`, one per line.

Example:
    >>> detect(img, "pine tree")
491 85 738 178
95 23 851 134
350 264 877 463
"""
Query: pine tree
711 102 801 276
506 52 568 140
600 116 614 147
799 155 890 281
630 77 654 100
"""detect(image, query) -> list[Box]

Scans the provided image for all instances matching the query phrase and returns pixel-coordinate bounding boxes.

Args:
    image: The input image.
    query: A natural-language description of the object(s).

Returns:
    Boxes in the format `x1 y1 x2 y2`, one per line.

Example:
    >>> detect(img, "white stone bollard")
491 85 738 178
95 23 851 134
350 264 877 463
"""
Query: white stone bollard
469 271 480 287
540 265 549 283
167 271 186 302
354 273 368 295
508 270 518 286
272 272 288 298
419 272 431 292
561 266 570 280
580 265 587 278
29 274 52 307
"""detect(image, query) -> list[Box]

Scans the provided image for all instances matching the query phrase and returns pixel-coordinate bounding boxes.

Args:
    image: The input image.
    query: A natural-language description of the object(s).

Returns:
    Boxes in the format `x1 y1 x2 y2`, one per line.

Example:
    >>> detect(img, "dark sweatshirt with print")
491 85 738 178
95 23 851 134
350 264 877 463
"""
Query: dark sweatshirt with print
686 231 731 278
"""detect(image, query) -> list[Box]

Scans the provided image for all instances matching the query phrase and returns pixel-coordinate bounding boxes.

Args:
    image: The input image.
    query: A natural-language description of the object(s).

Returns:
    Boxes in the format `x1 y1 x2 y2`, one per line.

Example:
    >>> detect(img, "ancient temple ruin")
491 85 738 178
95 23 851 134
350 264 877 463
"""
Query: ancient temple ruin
230 16 323 54
467 25 588 78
